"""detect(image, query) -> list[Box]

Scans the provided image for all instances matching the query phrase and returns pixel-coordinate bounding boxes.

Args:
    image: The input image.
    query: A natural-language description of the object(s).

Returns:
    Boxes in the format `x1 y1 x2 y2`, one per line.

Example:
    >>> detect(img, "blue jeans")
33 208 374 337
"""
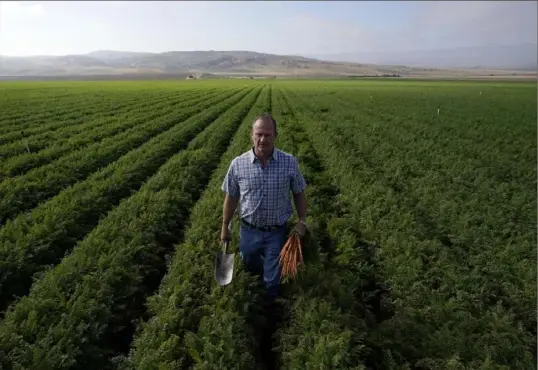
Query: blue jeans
239 224 287 300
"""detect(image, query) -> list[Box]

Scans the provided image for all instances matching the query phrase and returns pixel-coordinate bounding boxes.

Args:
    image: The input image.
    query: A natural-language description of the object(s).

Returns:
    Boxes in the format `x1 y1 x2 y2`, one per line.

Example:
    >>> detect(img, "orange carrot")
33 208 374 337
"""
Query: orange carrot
279 232 305 280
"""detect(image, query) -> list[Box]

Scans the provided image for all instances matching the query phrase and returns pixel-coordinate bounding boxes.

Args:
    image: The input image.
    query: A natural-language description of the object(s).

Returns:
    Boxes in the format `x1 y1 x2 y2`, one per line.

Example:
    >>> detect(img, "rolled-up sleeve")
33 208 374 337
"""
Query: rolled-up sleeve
290 157 306 194
222 160 240 198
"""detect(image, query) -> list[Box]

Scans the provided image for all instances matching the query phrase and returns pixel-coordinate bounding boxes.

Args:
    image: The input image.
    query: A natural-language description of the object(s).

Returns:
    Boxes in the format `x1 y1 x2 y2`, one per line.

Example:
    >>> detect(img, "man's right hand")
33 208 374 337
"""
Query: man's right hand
220 223 231 244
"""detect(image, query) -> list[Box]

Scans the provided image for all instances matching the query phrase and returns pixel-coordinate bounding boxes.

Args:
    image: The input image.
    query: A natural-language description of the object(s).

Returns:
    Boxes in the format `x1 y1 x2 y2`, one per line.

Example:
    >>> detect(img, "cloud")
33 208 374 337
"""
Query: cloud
271 14 375 55
272 1 536 56
0 1 44 17
406 1 537 48
0 1 535 58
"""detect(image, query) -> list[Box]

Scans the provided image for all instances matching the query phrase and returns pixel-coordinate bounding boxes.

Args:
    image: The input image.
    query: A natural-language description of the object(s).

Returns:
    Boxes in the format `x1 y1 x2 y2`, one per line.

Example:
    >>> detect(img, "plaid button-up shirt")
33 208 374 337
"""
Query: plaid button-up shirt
222 147 307 227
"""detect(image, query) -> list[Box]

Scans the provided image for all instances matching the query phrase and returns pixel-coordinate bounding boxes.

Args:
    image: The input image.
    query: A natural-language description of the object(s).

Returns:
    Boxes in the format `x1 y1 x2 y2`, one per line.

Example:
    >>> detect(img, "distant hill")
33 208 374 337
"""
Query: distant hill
309 43 538 71
0 49 535 78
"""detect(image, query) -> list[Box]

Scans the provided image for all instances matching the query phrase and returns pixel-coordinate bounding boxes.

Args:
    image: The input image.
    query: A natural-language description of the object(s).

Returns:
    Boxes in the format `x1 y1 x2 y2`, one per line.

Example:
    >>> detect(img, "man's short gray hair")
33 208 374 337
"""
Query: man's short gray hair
252 112 277 135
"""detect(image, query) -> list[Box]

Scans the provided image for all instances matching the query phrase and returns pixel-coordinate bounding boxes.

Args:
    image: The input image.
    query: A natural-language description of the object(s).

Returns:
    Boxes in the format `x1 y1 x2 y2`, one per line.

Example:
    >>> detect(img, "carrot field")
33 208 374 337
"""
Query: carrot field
0 79 535 370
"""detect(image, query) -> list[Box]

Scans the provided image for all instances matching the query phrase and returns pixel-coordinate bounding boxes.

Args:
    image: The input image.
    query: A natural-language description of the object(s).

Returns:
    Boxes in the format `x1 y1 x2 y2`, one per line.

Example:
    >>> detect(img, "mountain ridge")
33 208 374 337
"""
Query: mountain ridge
0 49 535 78
307 43 537 70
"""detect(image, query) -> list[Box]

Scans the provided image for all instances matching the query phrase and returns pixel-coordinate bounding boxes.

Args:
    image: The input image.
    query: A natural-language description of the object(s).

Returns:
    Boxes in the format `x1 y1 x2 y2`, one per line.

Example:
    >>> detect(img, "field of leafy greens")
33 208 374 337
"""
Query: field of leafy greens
0 78 535 370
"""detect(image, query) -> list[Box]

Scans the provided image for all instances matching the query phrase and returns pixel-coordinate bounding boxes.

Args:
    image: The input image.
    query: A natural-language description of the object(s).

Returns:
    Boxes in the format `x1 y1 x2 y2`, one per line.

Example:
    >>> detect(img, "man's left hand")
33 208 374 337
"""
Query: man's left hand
290 221 307 238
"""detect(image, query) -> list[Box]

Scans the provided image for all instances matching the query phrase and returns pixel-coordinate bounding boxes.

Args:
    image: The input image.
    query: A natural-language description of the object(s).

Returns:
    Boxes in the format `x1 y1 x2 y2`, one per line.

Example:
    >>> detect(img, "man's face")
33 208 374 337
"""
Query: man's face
251 118 276 154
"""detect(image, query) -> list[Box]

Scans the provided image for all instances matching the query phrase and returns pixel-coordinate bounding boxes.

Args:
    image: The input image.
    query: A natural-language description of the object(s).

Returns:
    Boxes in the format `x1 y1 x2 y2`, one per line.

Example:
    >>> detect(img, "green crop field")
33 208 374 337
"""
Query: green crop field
0 79 535 370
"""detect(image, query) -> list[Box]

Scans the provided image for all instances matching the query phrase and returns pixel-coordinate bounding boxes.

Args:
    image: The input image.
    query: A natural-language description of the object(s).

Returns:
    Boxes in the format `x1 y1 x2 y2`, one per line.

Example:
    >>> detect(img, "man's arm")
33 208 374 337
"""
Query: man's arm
222 194 239 226
293 191 307 222
221 160 240 227
290 156 307 224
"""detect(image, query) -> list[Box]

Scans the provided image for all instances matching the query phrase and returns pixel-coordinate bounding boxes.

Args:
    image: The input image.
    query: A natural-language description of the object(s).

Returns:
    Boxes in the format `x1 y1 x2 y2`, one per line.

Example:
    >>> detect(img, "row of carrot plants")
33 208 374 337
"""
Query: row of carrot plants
0 90 184 140
0 88 223 177
0 86 146 114
177 84 362 370
127 84 386 370
0 87 248 224
0 87 188 130
0 85 263 370
311 83 535 243
320 85 536 341
317 85 535 188
0 88 215 156
0 86 257 313
378 90 535 360
271 87 392 369
282 85 535 369
123 85 271 370
0 91 90 118
290 82 537 327
125 84 390 370
0 92 136 128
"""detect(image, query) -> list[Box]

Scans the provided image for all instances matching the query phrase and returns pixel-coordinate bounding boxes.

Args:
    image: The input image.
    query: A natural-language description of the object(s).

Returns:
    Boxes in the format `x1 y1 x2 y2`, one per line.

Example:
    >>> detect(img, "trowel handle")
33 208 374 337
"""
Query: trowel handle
222 220 232 253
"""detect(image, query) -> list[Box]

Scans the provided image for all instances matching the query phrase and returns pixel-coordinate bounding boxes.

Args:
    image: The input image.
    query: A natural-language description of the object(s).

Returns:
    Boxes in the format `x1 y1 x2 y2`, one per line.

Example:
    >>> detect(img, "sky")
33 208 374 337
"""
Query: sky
0 1 536 57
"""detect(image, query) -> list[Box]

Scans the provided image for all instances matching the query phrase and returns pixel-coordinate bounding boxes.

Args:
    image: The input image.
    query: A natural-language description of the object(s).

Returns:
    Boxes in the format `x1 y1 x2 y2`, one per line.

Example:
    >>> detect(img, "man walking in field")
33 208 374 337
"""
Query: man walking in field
221 113 308 300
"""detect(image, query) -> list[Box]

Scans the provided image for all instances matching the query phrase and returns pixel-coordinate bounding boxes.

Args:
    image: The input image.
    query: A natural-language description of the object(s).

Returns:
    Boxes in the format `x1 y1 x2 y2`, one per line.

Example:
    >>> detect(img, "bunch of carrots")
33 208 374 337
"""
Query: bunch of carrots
279 232 304 279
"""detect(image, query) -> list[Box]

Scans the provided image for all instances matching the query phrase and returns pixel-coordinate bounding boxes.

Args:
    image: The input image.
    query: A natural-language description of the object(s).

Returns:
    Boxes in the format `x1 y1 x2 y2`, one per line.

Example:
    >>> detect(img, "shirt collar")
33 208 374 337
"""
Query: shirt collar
250 146 280 163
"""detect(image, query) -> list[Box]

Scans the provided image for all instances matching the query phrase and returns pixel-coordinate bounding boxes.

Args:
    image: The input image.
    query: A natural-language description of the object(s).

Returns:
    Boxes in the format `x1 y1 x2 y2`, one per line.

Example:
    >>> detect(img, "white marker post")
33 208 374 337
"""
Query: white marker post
437 108 440 117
